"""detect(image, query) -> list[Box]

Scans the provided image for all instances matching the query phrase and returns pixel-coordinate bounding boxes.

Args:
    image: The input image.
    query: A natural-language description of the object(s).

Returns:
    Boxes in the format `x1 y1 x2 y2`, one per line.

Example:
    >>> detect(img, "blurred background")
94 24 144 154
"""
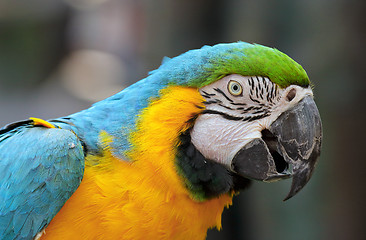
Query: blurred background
0 0 364 239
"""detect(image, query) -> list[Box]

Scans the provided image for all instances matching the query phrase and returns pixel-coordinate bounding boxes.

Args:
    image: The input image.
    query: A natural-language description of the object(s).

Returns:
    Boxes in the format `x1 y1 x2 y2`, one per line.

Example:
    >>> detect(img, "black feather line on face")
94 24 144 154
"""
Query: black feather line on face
249 95 261 104
218 104 234 110
201 90 216 97
201 108 270 122
175 129 251 201
201 109 244 121
214 88 234 102
203 99 222 105
230 102 247 106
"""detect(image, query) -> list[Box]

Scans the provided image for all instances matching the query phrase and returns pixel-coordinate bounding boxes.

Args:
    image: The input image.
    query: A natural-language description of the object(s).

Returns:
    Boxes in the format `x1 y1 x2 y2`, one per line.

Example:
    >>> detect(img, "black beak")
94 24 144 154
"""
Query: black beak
231 95 322 200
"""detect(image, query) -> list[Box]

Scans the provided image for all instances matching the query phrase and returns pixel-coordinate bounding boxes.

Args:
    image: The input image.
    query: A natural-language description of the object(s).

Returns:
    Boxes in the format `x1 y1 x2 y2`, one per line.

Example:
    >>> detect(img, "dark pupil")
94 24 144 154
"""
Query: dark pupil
232 85 238 91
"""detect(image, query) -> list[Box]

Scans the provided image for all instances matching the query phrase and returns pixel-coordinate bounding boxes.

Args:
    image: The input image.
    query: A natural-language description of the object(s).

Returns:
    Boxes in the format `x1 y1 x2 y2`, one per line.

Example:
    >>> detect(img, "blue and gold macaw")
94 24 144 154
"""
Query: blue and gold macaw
0 42 322 240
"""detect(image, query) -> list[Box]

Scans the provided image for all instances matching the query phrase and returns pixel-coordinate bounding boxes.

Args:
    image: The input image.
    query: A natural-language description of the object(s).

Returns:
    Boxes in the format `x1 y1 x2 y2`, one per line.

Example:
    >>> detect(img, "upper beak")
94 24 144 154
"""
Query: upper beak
231 95 322 200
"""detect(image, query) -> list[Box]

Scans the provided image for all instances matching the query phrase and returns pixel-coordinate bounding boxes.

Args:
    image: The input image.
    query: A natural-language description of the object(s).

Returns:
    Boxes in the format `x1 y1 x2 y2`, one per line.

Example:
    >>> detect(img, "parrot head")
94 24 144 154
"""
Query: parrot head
144 42 322 201
189 74 321 200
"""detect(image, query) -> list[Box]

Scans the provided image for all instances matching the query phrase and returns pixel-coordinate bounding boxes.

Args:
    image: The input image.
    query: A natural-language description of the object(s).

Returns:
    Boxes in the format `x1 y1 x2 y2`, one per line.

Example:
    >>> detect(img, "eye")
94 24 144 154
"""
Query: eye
227 80 243 96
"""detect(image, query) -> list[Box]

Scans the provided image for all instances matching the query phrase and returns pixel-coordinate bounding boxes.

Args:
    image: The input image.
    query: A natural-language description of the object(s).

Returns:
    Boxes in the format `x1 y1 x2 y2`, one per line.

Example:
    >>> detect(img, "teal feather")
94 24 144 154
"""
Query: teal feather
0 123 84 239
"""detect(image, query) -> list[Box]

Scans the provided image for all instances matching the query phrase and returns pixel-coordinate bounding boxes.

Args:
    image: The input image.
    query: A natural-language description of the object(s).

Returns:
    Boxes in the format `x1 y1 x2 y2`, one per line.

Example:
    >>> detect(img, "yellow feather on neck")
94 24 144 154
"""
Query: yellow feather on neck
42 86 233 240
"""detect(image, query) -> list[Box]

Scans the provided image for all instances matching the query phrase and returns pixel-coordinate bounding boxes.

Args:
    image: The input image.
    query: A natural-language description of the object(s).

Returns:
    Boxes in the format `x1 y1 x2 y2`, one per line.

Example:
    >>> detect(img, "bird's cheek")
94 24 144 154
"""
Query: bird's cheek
190 114 262 168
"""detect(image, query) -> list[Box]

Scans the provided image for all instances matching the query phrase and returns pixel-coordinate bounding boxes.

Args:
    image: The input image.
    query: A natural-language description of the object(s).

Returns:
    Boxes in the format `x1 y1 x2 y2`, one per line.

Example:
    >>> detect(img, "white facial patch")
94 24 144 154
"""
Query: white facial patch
190 74 313 168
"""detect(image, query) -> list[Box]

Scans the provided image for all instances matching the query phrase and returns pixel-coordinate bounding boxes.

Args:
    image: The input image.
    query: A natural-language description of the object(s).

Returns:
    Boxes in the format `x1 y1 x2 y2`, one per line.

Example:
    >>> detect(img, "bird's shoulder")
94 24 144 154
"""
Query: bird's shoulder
0 118 85 239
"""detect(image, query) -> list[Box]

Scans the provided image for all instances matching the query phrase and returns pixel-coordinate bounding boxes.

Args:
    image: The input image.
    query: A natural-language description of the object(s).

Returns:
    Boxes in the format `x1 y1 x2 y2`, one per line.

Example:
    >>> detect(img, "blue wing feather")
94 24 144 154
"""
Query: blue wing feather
0 122 85 240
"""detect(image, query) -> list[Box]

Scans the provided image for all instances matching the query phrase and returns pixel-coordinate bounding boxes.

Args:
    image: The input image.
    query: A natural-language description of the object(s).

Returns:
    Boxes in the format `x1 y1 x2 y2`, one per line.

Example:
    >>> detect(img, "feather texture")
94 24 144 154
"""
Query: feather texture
41 86 232 240
0 121 84 239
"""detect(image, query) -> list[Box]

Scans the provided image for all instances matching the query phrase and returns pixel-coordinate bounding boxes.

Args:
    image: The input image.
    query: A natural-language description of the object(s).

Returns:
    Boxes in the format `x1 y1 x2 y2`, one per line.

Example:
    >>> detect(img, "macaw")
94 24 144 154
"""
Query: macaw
0 42 322 240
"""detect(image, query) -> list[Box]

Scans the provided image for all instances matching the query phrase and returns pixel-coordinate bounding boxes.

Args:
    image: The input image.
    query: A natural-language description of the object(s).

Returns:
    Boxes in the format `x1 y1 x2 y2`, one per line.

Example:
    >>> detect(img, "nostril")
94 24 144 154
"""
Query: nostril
286 88 296 102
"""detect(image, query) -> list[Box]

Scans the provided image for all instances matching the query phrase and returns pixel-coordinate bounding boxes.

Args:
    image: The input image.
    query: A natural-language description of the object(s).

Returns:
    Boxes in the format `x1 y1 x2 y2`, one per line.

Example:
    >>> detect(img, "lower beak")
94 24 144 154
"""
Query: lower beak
231 95 322 200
